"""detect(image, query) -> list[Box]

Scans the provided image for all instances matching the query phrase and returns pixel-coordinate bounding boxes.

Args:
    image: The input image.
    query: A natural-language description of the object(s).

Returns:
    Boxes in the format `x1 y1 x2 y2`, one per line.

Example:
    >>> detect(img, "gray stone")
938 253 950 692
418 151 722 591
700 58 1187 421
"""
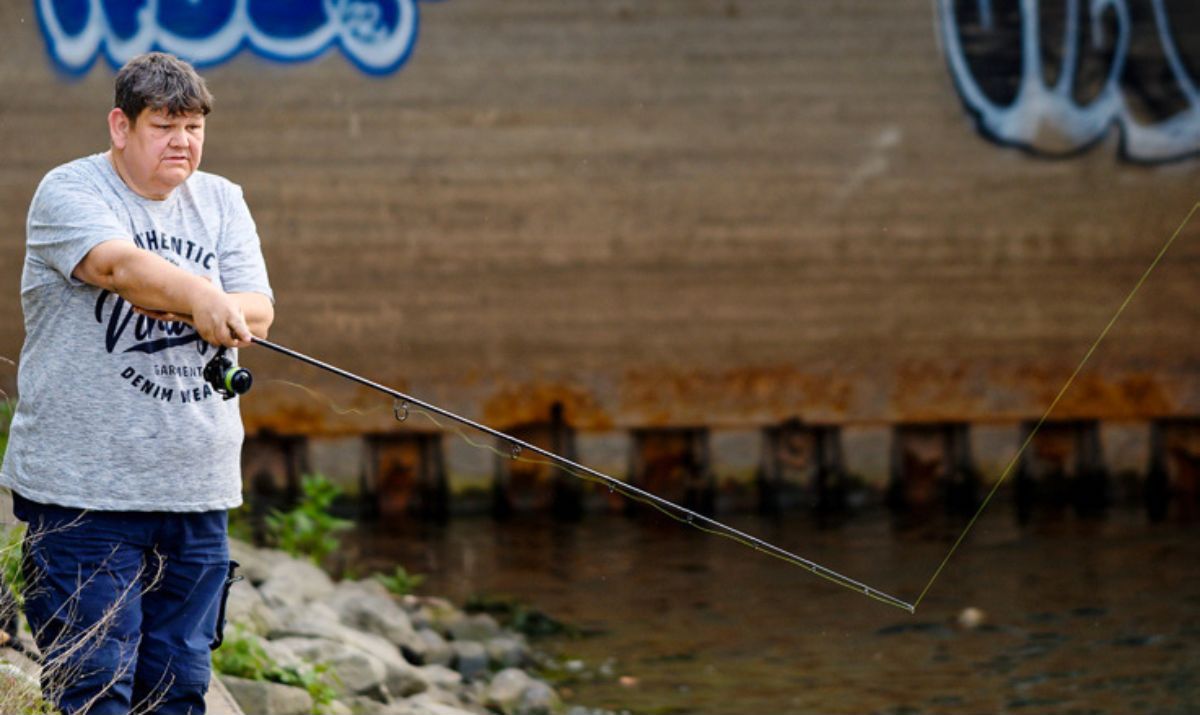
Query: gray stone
447 613 501 642
412 686 467 708
269 601 343 640
274 634 427 699
389 696 481 715
419 597 465 636
484 669 561 715
324 579 424 654
220 674 314 715
485 636 529 668
342 695 393 715
325 701 354 715
0 658 40 709
414 663 463 691
414 627 453 667
259 636 306 671
450 641 489 680
225 579 280 635
258 557 336 610
272 637 388 697
228 539 287 585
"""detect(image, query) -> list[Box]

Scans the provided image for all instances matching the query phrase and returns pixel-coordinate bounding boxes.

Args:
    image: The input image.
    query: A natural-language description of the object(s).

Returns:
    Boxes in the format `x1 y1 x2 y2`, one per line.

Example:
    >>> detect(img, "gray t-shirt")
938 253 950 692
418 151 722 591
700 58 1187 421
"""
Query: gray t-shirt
0 153 273 511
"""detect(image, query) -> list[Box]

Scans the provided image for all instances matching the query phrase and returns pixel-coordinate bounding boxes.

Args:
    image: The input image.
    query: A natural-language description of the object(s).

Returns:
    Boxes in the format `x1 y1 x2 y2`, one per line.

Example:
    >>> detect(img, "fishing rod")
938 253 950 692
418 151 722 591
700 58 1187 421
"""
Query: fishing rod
204 337 916 613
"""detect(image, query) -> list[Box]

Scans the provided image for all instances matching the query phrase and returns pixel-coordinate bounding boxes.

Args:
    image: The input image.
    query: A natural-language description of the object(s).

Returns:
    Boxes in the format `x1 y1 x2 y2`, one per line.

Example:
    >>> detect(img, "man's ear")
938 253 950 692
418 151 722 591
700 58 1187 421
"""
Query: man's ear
108 108 131 150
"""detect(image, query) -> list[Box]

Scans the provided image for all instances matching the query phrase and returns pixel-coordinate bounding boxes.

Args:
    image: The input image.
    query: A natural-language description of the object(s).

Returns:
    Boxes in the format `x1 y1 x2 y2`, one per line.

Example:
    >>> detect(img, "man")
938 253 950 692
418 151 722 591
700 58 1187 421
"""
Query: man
0 52 273 714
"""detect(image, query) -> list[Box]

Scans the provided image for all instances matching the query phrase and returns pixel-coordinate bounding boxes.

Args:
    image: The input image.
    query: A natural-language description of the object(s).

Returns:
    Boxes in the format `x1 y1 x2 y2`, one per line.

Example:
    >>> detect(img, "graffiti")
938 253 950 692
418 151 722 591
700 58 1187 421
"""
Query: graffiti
36 0 429 76
938 0 1200 162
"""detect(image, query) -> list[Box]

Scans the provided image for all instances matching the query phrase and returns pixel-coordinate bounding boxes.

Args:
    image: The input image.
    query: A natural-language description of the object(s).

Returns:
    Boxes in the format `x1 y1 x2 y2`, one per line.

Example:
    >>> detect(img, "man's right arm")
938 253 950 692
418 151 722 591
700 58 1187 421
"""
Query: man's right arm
74 240 252 348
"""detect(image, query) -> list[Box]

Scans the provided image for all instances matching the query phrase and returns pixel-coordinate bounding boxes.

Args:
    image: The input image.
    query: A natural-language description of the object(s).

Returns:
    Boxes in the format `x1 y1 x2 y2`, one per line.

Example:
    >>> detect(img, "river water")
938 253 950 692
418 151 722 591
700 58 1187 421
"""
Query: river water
349 507 1199 715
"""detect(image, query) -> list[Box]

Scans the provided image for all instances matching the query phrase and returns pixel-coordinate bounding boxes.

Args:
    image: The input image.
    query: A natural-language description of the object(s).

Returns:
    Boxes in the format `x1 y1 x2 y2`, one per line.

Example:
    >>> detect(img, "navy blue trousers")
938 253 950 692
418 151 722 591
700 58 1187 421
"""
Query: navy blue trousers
14 493 233 715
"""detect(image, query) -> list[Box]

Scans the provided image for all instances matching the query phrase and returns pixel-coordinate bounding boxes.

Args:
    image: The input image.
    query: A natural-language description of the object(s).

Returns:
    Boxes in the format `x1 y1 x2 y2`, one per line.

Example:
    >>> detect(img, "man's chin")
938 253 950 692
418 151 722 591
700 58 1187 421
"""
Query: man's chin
156 169 193 188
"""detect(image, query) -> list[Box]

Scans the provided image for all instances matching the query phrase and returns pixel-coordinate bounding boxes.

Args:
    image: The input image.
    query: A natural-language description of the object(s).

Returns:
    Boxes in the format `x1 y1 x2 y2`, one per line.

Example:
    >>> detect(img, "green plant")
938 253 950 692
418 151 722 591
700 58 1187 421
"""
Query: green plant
0 399 12 460
264 474 352 564
0 524 26 607
226 504 256 544
212 626 338 713
372 565 425 596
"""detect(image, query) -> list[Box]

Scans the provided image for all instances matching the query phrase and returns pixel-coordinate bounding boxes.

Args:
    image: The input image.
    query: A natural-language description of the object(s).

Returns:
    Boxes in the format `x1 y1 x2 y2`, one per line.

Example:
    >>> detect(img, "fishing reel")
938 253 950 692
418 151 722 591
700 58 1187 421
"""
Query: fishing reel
203 347 253 400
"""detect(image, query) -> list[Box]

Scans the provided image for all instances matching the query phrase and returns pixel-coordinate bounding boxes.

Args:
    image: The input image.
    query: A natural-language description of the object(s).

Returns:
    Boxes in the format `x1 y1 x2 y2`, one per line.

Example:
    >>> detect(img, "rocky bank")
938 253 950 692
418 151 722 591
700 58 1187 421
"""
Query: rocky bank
220 538 568 715
0 536 614 715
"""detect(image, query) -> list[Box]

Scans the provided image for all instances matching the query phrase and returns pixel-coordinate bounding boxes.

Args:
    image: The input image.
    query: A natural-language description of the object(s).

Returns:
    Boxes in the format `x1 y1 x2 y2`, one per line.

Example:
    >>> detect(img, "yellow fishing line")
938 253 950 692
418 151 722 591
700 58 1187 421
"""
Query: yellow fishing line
260 201 1197 613
264 379 390 418
913 201 1200 609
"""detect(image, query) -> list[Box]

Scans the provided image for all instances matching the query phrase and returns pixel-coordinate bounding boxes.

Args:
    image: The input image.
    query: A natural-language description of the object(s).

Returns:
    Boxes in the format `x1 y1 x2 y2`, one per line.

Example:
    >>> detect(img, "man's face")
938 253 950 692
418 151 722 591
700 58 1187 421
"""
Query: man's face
112 107 205 198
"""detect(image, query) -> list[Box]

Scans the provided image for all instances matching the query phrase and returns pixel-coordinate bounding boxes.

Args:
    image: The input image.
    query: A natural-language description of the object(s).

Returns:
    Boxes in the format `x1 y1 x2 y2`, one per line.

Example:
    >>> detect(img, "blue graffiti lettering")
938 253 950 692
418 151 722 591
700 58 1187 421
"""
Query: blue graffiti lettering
938 0 1200 162
37 0 431 76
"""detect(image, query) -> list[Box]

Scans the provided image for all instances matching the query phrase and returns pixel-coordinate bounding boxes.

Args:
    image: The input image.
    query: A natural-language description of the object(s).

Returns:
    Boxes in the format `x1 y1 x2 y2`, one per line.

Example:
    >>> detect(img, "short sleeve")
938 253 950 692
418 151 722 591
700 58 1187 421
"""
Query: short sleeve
26 170 131 289
218 184 274 301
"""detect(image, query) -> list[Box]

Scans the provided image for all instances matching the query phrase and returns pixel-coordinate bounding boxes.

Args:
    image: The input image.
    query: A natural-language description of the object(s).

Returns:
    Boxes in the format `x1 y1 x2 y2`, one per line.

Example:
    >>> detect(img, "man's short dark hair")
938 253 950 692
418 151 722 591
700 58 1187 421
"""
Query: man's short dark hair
114 52 213 124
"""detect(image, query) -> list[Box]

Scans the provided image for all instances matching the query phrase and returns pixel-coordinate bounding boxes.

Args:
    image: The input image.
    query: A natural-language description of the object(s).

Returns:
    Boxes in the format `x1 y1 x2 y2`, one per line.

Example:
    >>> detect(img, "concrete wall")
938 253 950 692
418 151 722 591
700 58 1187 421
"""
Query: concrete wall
1 2 1198 489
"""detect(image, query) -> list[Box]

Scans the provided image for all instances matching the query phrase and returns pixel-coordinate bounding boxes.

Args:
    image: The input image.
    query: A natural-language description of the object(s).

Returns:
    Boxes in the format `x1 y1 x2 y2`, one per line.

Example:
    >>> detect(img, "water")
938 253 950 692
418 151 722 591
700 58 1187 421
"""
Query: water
348 508 1200 715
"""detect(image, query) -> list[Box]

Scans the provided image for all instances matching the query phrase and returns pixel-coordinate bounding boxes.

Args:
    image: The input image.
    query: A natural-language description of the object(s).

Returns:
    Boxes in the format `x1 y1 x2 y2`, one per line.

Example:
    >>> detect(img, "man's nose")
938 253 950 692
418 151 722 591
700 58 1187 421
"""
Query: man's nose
168 128 189 148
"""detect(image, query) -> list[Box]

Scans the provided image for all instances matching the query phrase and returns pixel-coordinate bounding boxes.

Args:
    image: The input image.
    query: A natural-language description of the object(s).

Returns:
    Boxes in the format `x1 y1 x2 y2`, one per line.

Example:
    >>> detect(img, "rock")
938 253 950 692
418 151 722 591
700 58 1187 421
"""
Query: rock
485 668 561 715
412 685 468 708
220 674 314 715
324 579 425 654
420 597 465 635
228 539 289 585
270 601 343 640
325 701 354 715
0 656 41 710
414 627 453 667
342 695 395 715
447 613 502 642
450 641 489 680
390 696 480 715
272 637 388 698
272 601 414 671
0 646 39 682
274 633 428 699
225 579 281 635
259 636 306 671
485 636 529 668
259 557 336 610
414 663 463 692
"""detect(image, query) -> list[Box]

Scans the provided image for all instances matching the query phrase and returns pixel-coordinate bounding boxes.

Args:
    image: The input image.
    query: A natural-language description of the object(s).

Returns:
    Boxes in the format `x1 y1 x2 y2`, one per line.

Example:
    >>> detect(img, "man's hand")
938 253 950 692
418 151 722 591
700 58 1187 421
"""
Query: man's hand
188 285 253 347
133 289 252 348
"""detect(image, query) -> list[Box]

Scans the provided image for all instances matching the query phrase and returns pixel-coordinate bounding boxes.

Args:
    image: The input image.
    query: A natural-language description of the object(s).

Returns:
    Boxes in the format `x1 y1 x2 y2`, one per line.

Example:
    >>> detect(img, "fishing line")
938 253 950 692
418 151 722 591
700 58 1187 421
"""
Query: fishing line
913 201 1200 609
222 201 1195 613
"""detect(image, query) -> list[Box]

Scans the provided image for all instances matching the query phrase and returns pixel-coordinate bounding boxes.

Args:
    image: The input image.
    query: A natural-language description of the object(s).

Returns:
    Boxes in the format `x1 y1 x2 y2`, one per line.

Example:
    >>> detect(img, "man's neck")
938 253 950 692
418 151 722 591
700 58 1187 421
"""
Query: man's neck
106 149 171 201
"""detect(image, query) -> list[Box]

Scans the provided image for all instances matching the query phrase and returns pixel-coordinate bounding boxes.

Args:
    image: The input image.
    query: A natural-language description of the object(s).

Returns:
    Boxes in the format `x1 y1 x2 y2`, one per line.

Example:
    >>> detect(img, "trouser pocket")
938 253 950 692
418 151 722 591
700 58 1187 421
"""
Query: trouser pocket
209 560 242 650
